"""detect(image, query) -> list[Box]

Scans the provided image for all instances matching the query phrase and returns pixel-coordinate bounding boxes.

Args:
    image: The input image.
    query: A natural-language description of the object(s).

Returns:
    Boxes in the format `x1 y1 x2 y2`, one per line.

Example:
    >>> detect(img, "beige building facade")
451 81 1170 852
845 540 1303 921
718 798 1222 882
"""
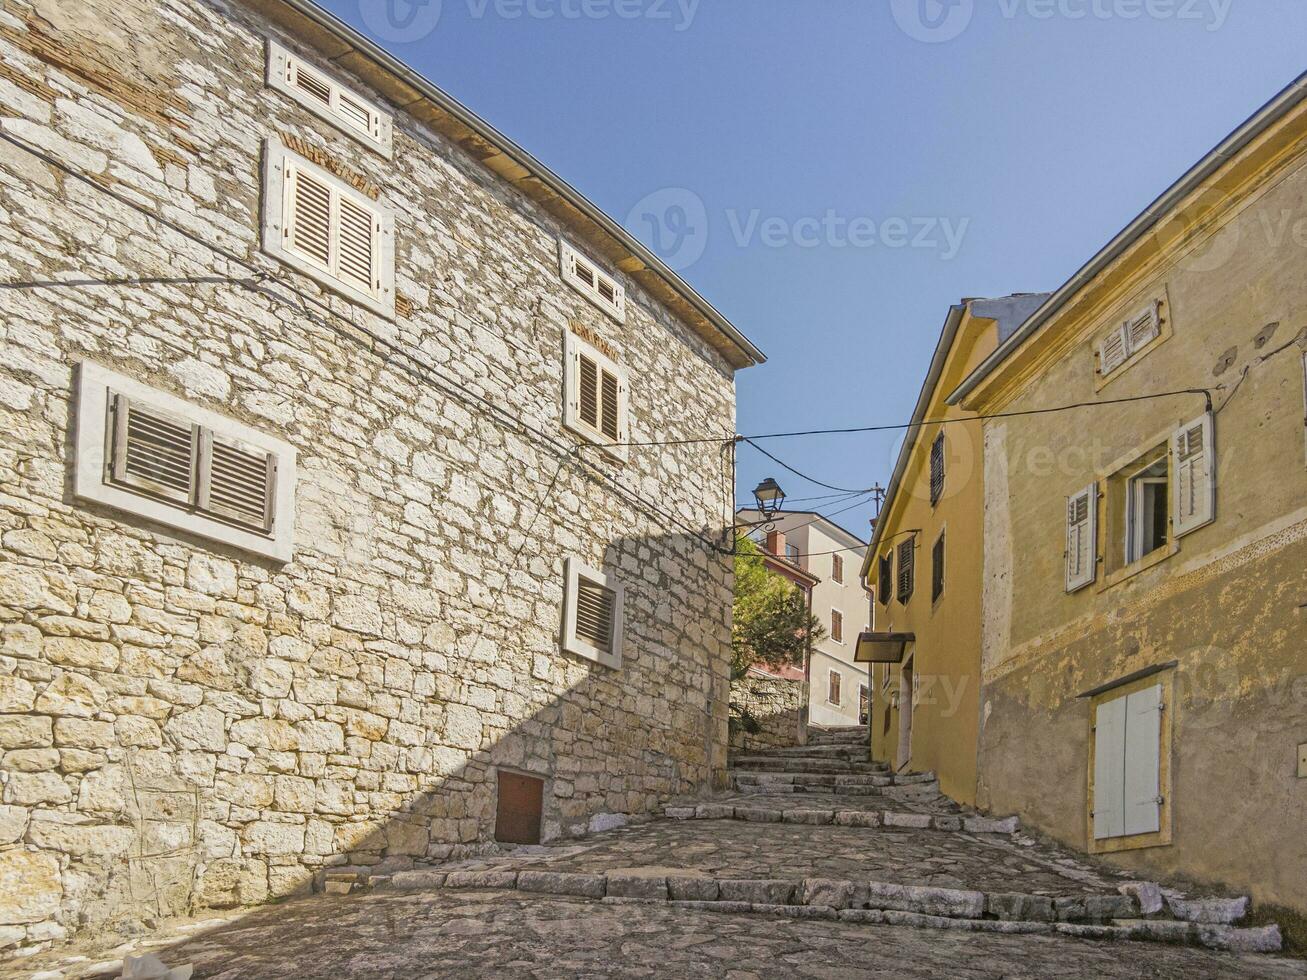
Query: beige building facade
951 75 1307 915
0 0 761 953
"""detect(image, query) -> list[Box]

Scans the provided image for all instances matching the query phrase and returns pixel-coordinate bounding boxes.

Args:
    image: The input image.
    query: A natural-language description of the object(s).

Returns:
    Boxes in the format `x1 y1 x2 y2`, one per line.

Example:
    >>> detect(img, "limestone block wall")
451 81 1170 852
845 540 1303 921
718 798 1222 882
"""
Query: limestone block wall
0 0 739 954
729 676 803 752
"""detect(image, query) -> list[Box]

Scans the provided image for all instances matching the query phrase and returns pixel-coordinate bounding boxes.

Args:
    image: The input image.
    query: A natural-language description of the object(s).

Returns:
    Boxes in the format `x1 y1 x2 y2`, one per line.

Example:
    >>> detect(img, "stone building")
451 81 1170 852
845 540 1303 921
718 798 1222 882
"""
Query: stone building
0 0 763 953
947 74 1307 915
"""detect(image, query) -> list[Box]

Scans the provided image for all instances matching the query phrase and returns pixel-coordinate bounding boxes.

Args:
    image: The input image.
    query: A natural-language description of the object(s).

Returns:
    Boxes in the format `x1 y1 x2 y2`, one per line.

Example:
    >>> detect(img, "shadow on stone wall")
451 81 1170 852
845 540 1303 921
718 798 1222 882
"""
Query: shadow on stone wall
727 676 803 754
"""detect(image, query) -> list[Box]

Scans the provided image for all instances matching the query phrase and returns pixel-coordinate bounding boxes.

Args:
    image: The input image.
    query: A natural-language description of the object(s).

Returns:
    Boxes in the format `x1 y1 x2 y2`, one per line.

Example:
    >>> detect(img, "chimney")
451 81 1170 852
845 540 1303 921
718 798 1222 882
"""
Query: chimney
765 529 785 556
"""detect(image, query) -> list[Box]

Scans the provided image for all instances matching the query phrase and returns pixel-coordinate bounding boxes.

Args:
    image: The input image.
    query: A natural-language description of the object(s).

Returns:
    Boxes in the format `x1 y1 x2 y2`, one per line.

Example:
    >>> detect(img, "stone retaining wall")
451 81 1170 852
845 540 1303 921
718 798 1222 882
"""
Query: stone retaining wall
729 676 803 752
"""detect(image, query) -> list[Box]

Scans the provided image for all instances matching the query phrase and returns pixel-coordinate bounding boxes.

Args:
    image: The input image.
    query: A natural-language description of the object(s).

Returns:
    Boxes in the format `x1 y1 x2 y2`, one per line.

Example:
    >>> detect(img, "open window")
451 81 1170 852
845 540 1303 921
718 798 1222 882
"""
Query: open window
878 552 892 606
74 362 297 562
1125 459 1169 565
562 557 624 670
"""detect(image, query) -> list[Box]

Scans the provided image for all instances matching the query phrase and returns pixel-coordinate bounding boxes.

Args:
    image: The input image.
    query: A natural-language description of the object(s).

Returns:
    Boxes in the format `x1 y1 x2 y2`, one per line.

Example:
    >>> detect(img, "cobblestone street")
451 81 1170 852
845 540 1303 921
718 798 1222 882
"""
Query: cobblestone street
8 889 1307 980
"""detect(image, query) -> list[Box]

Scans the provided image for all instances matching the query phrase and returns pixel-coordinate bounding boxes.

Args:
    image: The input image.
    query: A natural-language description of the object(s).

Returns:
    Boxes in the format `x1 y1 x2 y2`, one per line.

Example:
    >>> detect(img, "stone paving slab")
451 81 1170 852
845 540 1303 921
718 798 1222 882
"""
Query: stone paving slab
9 890 1304 980
692 789 959 814
441 818 1122 896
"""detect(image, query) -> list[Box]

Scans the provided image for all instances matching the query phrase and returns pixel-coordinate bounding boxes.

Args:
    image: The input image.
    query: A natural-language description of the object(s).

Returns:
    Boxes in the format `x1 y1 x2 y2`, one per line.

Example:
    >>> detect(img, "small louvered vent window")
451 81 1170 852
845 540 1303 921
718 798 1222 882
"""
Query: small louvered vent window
559 240 625 321
267 40 393 155
562 557 624 669
109 395 277 533
1098 299 1164 379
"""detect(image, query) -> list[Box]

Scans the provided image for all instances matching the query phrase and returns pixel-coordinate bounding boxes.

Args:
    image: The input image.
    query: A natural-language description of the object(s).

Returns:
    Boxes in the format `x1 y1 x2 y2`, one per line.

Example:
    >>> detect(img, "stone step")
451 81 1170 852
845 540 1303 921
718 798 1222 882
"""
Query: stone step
730 770 938 789
750 745 868 758
731 757 889 775
374 870 1281 954
664 802 1020 835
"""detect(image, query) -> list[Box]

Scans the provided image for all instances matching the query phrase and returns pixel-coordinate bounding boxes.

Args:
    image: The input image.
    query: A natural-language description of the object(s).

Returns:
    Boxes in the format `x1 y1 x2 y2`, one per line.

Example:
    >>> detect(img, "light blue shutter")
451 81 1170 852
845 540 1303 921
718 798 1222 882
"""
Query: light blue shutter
1093 695 1127 840
1172 413 1215 537
1122 685 1163 837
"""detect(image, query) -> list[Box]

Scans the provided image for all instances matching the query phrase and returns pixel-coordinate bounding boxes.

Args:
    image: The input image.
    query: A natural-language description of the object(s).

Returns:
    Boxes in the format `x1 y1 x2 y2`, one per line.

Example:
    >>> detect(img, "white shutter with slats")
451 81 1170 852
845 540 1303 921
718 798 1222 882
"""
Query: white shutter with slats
1172 412 1215 537
562 557 624 669
1065 483 1097 593
1098 324 1129 376
558 240 626 321
267 40 392 156
1126 301 1161 353
563 331 629 459
1122 685 1163 837
1092 694 1127 840
110 394 198 506
264 141 394 318
199 431 277 532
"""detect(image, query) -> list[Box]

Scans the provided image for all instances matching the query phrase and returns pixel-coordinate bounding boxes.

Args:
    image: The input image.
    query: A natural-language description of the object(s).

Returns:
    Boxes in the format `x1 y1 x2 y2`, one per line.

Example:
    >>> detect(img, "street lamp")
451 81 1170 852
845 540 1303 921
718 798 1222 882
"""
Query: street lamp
752 478 786 520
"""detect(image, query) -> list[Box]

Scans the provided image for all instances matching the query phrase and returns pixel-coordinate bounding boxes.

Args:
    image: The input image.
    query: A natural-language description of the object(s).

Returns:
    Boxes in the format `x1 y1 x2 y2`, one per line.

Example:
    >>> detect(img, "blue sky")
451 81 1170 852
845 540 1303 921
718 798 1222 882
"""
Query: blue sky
322 0 1307 543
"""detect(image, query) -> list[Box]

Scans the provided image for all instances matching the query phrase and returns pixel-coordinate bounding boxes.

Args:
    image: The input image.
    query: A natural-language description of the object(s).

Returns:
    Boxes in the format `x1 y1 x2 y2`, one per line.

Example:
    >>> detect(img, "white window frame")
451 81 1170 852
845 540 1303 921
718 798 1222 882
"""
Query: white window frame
561 557 624 670
1125 460 1169 565
266 39 393 157
73 362 297 562
563 329 629 460
261 138 396 318
1097 299 1163 379
559 240 626 322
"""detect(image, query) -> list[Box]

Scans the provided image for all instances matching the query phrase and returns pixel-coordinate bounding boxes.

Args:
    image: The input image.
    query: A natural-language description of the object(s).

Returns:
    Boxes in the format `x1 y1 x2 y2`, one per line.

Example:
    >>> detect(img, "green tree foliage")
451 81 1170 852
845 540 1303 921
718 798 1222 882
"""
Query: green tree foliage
732 535 825 680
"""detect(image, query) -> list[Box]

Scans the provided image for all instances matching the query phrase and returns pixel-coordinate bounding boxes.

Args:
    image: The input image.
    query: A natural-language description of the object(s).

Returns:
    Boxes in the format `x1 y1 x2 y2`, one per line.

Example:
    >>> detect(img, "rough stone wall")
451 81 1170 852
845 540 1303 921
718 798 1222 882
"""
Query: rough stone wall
729 676 802 752
0 0 738 954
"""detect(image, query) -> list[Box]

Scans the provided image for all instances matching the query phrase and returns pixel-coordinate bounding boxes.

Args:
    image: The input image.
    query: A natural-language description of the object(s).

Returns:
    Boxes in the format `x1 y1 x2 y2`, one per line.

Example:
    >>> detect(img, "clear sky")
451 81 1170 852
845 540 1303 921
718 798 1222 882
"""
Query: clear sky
320 0 1306 544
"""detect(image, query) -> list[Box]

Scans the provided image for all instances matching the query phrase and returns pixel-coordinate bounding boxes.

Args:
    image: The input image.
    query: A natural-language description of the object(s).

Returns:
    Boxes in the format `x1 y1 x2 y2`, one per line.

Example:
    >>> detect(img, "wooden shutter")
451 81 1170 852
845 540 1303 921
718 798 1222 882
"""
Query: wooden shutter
573 574 616 655
896 539 914 602
1065 483 1097 593
600 368 620 441
929 433 945 505
831 610 843 643
199 431 277 532
286 165 332 269
1092 693 1128 840
337 196 377 293
285 163 379 298
829 671 841 705
290 60 333 110
109 394 198 506
1126 302 1161 353
1172 413 1215 537
832 554 843 584
1098 324 1129 376
878 553 892 605
932 532 945 602
1122 685 1163 837
577 353 600 430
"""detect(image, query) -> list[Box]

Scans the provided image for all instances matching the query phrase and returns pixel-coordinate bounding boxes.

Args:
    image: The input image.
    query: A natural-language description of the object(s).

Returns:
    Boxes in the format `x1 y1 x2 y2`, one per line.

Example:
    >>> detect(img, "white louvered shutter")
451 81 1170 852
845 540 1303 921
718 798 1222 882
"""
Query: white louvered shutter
109 394 198 506
577 352 600 431
286 165 332 270
1172 413 1215 537
1126 302 1161 353
1065 483 1097 593
1092 693 1127 840
284 163 380 299
599 367 620 442
1122 685 1163 837
574 575 616 655
1099 324 1129 376
199 431 277 532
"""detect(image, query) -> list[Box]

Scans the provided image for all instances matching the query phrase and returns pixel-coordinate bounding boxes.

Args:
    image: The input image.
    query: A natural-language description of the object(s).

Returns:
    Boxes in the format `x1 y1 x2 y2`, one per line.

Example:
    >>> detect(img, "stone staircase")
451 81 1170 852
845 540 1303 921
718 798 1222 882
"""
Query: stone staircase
357 724 1285 958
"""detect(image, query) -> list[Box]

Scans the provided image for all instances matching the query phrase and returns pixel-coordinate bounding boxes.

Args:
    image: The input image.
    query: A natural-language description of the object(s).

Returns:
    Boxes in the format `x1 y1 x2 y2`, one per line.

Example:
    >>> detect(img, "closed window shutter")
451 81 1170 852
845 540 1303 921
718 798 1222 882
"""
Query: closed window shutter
930 433 945 505
578 353 600 429
1099 324 1129 376
1122 685 1163 837
337 197 377 293
559 242 625 320
878 554 892 606
831 610 843 643
1126 302 1161 352
932 532 945 602
110 394 198 506
896 539 914 602
290 61 333 109
287 166 332 269
573 575 616 655
600 368 620 441
199 431 277 532
285 164 380 299
1092 694 1128 840
1065 483 1097 593
1172 413 1215 537
832 554 843 584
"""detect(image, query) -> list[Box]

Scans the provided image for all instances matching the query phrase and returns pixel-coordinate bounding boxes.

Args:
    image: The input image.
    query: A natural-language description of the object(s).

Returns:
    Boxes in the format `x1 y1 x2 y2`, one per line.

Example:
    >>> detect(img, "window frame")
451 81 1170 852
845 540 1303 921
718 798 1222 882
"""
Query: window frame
559 240 626 322
878 552 893 606
830 608 844 644
1088 672 1173 854
1124 459 1169 566
827 669 842 706
261 138 396 318
266 39 393 157
73 362 297 562
831 553 844 584
562 329 630 460
561 556 624 670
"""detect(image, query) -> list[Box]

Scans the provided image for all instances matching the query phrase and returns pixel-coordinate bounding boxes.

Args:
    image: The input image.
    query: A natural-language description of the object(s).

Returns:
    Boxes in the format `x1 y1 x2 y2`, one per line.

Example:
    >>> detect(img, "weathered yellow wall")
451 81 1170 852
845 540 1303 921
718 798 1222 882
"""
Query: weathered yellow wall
868 310 999 806
970 107 1307 911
